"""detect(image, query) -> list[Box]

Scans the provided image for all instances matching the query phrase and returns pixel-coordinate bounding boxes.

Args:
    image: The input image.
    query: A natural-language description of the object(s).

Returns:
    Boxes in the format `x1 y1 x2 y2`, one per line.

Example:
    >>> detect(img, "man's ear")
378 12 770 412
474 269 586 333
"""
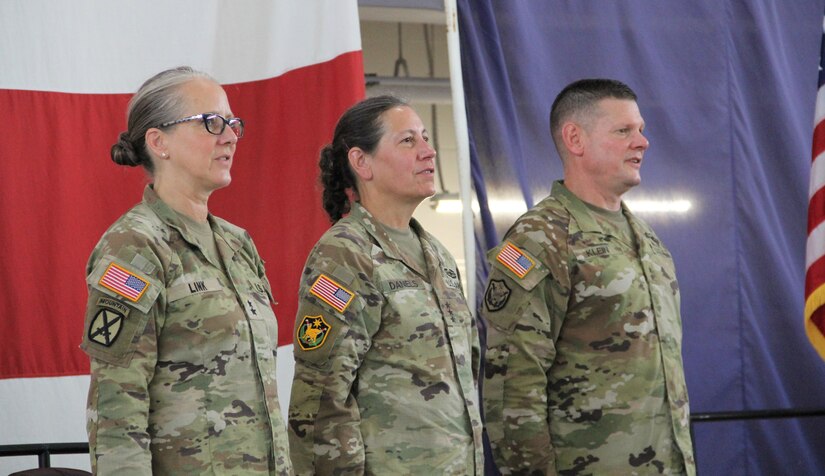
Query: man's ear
561 121 585 157
348 147 373 181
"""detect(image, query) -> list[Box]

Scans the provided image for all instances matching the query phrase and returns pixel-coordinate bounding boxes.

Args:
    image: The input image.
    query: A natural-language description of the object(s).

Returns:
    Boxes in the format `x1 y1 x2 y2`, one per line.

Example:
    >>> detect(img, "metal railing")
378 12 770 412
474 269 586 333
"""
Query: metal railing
2 409 825 470
0 442 89 469
691 408 825 423
689 408 825 467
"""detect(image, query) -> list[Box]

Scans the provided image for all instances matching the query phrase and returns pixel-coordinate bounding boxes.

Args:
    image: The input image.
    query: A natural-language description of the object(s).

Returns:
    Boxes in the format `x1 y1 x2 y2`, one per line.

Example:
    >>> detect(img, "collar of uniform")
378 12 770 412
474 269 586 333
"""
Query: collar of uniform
350 201 429 276
142 184 207 247
209 216 243 260
552 180 638 235
142 185 241 260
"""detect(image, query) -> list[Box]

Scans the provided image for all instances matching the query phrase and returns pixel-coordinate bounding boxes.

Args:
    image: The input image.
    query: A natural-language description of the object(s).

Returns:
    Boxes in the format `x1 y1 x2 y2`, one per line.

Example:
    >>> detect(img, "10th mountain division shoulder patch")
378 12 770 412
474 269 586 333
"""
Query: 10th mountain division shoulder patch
297 314 331 351
88 307 125 346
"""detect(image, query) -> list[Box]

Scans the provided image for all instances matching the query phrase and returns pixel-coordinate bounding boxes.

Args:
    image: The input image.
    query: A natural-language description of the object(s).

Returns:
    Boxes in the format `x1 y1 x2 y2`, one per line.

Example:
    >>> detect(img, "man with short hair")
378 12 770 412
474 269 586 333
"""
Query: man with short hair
481 78 695 475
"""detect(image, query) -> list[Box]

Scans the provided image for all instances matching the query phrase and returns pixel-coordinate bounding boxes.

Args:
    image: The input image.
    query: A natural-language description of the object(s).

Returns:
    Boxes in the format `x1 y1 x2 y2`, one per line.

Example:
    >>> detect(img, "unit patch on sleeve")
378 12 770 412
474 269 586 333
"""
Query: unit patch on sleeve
297 315 332 350
98 262 150 302
310 274 354 313
88 300 129 347
484 279 512 312
496 242 535 278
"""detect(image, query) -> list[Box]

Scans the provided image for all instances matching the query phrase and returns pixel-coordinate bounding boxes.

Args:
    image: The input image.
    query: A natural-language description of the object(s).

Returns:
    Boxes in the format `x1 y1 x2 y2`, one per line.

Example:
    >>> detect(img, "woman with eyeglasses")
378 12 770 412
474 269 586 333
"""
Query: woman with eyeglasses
287 96 484 475
81 66 292 475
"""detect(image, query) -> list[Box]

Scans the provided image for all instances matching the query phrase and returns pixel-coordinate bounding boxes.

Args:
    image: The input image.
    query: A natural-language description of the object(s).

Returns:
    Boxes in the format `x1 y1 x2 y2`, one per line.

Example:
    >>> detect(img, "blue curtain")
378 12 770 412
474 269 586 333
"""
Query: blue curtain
458 1 825 474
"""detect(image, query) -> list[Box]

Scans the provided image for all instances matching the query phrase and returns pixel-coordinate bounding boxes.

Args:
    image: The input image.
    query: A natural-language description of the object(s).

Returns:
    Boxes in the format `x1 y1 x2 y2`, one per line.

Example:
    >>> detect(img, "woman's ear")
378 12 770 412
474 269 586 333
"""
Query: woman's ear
144 128 169 160
348 147 373 182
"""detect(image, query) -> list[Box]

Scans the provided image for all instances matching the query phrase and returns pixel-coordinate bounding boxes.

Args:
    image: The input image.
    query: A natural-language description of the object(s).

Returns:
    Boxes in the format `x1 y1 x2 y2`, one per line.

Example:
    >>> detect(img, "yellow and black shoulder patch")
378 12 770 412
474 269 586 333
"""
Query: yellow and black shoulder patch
296 314 332 351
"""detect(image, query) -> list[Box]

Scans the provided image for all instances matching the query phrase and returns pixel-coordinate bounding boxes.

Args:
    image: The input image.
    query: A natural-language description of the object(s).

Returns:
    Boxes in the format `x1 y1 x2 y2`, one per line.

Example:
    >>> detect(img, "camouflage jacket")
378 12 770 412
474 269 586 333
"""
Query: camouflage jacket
288 202 484 475
81 185 292 475
481 181 695 476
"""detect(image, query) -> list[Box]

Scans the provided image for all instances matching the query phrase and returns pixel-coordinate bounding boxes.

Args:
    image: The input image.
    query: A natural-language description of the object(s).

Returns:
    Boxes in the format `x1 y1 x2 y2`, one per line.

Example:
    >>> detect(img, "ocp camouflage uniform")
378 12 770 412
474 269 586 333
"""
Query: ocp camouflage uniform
81 185 292 475
288 202 484 475
481 181 695 476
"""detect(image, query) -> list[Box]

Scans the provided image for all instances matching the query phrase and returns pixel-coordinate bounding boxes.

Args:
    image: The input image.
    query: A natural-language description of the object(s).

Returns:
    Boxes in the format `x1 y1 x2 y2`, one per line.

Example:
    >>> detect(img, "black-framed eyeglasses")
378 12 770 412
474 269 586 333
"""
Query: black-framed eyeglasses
158 113 244 138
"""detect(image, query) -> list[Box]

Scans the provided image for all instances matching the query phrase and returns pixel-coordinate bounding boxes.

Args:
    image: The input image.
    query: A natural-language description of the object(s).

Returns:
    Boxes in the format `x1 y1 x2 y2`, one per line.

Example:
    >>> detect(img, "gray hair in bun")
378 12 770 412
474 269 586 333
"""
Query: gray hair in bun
110 66 215 174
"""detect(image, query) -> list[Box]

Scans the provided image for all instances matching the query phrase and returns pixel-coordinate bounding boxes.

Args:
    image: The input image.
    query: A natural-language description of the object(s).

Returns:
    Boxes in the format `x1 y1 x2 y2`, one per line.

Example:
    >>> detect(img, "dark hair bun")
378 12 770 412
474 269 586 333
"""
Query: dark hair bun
319 144 352 223
110 132 143 167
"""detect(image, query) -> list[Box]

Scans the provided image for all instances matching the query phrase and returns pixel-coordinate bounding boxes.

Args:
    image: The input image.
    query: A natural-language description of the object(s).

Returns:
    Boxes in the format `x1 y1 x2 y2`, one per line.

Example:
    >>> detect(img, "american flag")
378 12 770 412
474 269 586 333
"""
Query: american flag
806 15 825 361
99 263 149 302
310 274 354 313
497 242 534 278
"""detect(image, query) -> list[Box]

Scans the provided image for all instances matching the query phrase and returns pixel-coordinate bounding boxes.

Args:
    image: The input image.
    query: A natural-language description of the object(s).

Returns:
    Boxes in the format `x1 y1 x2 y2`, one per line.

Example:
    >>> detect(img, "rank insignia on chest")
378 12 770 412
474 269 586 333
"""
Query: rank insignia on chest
98 262 150 302
442 265 460 289
297 315 331 350
310 274 354 313
496 242 535 278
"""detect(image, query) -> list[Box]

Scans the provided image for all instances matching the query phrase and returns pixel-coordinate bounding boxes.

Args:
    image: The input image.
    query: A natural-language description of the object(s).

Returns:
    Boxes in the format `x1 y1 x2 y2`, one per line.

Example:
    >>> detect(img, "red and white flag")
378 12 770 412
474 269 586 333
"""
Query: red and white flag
0 1 363 471
806 15 825 361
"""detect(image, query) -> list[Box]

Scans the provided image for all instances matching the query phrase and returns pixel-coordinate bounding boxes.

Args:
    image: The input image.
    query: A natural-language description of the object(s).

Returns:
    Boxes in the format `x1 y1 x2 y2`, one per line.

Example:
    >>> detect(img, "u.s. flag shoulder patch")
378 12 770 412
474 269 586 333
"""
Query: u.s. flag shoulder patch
310 274 354 313
496 242 535 279
98 262 150 302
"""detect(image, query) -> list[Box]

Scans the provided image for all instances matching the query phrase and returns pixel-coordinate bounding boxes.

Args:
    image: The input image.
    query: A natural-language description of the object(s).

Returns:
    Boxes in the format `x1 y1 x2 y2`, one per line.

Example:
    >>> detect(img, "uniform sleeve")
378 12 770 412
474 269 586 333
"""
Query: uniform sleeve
480 238 569 474
288 253 381 476
81 237 165 476
471 310 481 386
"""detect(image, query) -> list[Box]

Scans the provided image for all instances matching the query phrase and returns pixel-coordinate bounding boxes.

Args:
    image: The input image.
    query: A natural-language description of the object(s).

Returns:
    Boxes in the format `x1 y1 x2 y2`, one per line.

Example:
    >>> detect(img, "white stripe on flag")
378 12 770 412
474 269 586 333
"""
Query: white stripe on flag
101 267 142 299
807 220 825 271
500 246 526 272
315 279 347 307
0 0 361 93
810 150 825 200
815 86 825 125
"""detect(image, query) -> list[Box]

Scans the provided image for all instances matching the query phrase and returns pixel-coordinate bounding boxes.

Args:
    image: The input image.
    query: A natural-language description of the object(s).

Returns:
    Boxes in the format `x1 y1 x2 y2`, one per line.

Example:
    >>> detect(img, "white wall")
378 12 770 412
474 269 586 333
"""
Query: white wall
360 19 466 280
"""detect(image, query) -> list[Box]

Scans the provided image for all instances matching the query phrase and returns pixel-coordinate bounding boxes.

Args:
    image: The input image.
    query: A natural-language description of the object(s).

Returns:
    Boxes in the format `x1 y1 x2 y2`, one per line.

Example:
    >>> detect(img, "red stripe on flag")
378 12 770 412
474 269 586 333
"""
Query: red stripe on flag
805 253 825 297
0 50 364 379
497 243 533 277
101 267 140 300
214 51 364 344
812 118 825 161
310 275 353 312
807 24 825 359
808 186 825 234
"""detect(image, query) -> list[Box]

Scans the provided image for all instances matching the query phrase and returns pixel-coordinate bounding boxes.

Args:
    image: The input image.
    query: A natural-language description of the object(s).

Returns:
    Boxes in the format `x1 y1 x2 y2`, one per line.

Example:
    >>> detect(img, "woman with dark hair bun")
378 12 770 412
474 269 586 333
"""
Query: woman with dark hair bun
288 95 484 475
81 66 292 475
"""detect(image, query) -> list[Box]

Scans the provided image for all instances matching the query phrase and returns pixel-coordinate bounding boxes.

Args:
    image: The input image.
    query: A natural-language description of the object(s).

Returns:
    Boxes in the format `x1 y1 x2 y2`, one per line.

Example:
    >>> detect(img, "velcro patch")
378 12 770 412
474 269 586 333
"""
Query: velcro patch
99 262 149 302
310 274 354 313
167 277 223 302
496 242 535 278
442 265 460 289
88 307 125 347
484 279 512 312
584 245 611 258
296 315 332 351
382 278 422 292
